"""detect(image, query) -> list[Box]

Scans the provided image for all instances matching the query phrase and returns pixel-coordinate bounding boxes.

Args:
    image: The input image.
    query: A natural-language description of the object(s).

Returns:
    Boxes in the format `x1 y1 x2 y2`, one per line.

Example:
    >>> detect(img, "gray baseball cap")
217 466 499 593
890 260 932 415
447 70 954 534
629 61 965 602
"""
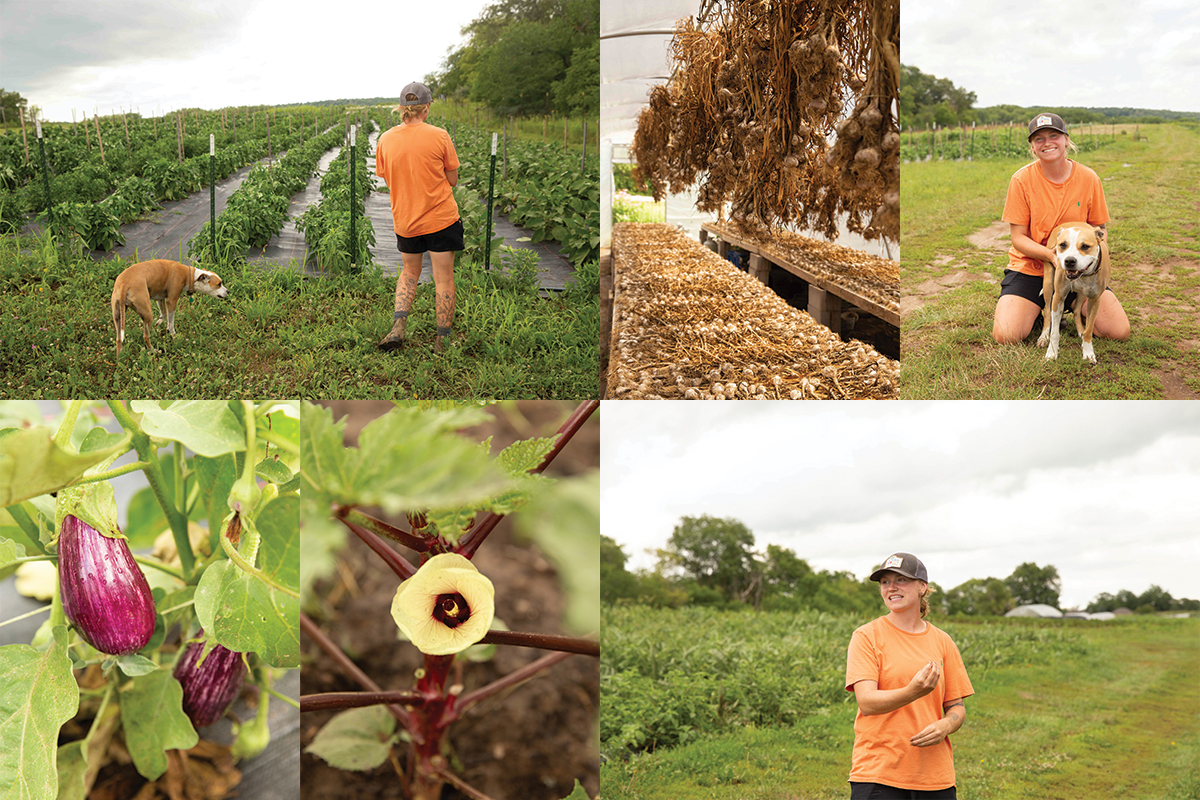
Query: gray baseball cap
399 82 432 105
1028 112 1068 140
870 552 928 582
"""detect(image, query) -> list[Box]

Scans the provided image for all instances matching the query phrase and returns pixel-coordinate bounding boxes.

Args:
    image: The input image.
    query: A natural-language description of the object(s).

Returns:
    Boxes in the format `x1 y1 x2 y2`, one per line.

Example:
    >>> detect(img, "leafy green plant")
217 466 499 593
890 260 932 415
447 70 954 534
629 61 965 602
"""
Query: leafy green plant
300 400 600 800
0 400 300 799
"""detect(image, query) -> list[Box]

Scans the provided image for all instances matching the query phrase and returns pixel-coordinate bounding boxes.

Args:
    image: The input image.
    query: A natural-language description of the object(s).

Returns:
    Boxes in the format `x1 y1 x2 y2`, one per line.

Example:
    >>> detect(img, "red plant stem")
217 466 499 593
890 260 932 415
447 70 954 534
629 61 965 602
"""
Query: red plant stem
411 654 456 799
299 613 416 736
340 517 417 581
300 690 423 713
480 629 599 657
337 505 434 553
458 400 599 558
457 650 574 714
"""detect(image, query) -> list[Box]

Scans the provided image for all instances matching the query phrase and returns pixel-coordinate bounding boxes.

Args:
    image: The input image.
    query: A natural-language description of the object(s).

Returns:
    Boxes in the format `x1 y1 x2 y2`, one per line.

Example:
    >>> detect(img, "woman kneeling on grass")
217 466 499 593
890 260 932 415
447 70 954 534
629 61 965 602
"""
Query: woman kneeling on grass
376 81 464 354
992 112 1131 345
845 553 974 800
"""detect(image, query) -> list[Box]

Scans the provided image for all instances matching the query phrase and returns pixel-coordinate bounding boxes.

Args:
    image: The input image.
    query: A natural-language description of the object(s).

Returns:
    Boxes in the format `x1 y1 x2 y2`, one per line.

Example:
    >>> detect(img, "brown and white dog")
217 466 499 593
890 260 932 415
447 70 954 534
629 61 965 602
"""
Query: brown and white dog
111 259 228 358
1036 222 1110 364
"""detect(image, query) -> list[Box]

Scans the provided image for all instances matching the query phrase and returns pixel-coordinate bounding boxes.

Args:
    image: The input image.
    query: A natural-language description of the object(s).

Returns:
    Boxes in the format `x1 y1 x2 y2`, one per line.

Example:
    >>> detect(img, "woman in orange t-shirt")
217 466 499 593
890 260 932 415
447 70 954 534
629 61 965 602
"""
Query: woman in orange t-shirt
993 112 1130 344
845 553 974 800
375 81 463 354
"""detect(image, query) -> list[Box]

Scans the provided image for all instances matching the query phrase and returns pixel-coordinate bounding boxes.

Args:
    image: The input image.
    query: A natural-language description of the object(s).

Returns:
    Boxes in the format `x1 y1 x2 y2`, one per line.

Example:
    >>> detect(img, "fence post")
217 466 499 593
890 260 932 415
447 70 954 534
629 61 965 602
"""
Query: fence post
209 134 216 266
36 119 54 229
349 124 357 269
485 132 498 274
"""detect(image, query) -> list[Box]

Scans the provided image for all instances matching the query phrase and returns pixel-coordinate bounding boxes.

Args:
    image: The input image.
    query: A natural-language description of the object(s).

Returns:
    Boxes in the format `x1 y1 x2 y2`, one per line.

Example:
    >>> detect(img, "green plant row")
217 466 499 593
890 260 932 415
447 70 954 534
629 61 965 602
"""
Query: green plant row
457 138 600 269
294 123 377 273
188 124 353 268
601 606 1089 756
901 127 1113 162
0 108 350 245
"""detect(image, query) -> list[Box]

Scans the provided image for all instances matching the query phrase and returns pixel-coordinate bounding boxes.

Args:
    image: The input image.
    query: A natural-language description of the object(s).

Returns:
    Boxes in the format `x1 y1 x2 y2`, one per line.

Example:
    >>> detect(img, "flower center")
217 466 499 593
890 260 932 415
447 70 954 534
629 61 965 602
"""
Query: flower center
433 593 471 628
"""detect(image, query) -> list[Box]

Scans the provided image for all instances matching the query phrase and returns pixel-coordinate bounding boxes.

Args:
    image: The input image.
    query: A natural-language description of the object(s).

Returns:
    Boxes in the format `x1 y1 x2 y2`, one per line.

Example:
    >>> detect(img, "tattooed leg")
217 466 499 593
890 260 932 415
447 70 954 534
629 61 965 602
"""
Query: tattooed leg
394 252 424 315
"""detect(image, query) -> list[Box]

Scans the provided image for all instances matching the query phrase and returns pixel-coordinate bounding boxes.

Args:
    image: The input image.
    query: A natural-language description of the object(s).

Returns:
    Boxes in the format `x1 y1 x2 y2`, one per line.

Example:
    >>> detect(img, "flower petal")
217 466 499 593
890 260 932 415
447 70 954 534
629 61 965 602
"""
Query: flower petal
391 553 496 655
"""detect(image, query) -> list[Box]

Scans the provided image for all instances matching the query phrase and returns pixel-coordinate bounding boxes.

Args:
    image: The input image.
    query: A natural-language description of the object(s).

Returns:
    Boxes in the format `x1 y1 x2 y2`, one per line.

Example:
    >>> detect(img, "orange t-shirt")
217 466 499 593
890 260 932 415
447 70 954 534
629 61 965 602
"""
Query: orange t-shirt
375 122 460 237
1001 159 1109 276
844 616 975 791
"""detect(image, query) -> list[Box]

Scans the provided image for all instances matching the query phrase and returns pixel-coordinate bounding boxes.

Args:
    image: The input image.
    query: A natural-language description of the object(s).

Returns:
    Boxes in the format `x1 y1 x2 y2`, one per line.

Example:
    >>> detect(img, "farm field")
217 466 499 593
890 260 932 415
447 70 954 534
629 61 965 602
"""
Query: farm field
600 607 1200 800
0 105 600 399
900 121 1200 399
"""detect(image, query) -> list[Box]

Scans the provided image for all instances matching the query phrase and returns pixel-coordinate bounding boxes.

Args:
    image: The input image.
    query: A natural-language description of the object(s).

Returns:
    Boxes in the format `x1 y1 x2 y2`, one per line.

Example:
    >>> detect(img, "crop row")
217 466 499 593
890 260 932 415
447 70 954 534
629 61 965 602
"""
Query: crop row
0 108 348 246
188 125 350 266
457 137 599 269
900 125 1112 162
601 605 1089 755
295 123 377 272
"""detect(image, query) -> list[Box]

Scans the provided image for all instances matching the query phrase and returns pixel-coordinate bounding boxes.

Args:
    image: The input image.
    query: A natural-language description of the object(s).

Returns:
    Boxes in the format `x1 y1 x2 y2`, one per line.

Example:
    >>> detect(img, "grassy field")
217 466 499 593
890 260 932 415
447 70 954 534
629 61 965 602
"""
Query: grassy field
601 609 1199 800
900 122 1200 399
0 231 599 398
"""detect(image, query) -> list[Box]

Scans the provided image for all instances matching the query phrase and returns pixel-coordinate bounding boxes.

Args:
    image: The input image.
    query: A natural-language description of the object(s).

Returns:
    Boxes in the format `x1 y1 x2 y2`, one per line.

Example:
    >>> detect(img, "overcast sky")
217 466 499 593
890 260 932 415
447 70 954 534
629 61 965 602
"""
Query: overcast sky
601 402 1200 610
902 0 1200 113
2 0 492 122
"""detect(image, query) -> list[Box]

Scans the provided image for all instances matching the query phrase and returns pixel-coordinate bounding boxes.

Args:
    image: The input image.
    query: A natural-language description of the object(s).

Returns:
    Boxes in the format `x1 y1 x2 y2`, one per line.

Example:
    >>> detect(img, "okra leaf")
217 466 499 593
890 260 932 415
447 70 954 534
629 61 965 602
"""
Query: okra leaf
516 472 600 635
305 705 400 771
0 626 80 800
194 560 300 668
352 404 506 514
0 426 129 506
122 667 199 781
131 401 245 457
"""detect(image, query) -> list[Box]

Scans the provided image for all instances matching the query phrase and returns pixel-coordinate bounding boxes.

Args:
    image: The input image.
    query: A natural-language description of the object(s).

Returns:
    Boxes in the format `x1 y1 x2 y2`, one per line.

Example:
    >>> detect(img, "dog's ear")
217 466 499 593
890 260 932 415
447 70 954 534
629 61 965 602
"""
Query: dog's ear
1094 227 1107 242
196 273 210 284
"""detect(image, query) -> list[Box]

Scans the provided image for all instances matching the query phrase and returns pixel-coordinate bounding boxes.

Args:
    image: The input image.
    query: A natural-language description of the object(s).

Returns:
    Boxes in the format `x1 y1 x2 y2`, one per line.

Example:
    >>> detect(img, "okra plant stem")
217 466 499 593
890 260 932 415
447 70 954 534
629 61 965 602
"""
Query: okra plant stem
339 517 417 580
459 399 598 558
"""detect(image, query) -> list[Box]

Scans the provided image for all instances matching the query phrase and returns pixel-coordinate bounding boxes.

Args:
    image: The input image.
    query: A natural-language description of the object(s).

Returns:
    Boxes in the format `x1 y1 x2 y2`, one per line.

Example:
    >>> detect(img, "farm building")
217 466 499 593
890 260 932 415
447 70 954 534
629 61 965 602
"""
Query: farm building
600 0 900 398
1006 604 1064 618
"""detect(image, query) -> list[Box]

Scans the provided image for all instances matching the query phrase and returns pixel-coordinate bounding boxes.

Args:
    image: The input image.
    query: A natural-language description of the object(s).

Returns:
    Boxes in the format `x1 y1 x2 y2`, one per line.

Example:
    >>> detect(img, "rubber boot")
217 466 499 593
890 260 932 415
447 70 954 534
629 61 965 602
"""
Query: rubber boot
378 313 407 351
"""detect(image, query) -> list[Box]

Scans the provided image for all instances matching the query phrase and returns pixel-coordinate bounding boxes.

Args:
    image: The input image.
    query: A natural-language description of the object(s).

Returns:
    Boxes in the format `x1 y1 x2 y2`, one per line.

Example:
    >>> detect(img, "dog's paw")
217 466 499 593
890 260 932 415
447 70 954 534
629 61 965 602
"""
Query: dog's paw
1036 330 1050 347
1082 342 1096 364
1044 347 1059 361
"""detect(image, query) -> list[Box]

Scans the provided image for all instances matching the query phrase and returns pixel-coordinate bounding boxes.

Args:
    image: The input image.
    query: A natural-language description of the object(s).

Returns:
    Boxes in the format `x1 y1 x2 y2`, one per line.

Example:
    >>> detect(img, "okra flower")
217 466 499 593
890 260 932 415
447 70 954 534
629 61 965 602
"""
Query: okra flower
390 553 495 656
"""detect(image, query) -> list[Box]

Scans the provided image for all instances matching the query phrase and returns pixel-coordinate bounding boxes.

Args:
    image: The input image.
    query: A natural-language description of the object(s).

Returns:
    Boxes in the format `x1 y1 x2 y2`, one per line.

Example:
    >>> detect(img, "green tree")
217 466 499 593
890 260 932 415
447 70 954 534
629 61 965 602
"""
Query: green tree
663 514 756 602
944 577 1014 616
553 38 599 117
600 535 639 604
1005 562 1062 608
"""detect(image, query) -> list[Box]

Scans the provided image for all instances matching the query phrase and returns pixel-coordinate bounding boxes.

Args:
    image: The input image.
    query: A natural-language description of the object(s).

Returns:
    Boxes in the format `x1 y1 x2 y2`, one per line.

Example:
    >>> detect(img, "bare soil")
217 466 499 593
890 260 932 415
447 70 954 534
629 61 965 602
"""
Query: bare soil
300 401 600 800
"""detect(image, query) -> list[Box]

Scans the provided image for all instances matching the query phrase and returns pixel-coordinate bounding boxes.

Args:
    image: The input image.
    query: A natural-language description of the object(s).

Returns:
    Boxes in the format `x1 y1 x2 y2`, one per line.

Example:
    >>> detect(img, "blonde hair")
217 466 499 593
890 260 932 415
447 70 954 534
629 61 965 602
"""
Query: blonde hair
398 103 430 123
919 582 934 619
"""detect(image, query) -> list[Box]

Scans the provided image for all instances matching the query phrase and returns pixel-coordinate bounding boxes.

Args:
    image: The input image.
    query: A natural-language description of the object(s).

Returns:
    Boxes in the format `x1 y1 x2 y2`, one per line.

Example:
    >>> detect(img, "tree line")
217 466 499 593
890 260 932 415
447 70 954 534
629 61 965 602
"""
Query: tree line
898 64 1200 130
424 0 598 119
602 514 1199 616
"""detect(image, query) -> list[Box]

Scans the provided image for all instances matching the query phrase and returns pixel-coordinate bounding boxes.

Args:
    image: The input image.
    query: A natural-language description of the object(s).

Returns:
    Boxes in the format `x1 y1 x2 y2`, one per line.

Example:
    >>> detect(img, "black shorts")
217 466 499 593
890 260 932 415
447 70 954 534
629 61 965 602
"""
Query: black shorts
999 269 1114 311
396 219 464 254
849 782 957 800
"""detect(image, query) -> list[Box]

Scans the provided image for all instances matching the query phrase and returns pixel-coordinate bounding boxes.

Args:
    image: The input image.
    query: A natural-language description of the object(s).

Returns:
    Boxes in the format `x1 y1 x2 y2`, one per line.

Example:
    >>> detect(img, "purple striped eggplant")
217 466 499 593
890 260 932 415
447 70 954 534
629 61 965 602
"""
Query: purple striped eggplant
173 638 247 728
57 514 156 655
